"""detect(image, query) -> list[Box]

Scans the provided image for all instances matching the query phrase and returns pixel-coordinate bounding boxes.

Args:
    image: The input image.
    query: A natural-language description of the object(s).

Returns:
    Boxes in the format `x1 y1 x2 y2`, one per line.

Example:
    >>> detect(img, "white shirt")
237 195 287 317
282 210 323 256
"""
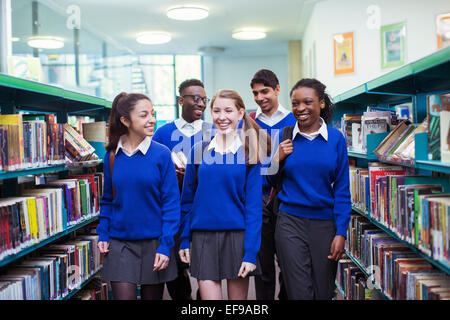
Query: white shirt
207 134 243 154
292 117 328 141
174 118 204 137
255 104 291 127
115 135 152 156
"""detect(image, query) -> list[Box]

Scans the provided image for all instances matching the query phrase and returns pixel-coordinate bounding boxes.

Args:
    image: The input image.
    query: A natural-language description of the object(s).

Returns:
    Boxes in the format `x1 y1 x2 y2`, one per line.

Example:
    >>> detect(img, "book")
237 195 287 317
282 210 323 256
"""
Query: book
82 121 107 143
374 120 410 159
0 115 24 170
440 111 450 163
427 93 450 160
171 151 187 170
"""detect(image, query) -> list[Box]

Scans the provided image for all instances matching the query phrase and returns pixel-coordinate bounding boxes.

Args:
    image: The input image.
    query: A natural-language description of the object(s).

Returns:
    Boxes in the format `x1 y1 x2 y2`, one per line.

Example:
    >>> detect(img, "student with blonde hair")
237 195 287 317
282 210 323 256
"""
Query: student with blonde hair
179 89 271 300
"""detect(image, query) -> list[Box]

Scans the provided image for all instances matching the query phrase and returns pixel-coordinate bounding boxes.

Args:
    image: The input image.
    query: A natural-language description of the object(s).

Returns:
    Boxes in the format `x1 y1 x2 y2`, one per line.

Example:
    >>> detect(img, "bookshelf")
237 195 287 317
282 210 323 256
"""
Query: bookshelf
0 73 110 300
334 47 450 299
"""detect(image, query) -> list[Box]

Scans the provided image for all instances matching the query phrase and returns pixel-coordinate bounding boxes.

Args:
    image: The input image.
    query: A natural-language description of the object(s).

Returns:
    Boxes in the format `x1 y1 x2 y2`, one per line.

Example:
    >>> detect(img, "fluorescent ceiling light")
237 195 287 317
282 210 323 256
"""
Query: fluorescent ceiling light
167 5 209 21
27 36 64 49
232 28 266 40
136 32 171 45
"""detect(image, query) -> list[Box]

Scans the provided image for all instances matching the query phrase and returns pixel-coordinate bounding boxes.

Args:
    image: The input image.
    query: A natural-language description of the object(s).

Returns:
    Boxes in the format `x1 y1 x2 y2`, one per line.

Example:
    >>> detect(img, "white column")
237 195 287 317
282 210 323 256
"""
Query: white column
0 0 12 74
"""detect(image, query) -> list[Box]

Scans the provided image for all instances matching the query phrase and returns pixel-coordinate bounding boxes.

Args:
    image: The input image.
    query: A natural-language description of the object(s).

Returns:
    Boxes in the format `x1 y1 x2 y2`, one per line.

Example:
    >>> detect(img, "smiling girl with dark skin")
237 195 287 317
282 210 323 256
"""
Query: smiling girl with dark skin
269 78 351 300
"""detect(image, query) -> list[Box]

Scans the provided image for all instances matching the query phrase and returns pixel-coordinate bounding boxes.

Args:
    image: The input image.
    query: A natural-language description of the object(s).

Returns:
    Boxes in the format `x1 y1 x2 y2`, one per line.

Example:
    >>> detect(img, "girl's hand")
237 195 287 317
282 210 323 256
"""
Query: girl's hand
98 241 109 254
153 253 170 271
179 249 190 264
274 139 294 163
238 262 256 278
328 235 345 261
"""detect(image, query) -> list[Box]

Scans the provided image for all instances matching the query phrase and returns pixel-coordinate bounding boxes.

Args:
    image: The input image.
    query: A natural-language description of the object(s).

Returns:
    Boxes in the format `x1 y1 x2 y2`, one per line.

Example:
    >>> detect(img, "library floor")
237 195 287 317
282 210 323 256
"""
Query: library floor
161 262 344 300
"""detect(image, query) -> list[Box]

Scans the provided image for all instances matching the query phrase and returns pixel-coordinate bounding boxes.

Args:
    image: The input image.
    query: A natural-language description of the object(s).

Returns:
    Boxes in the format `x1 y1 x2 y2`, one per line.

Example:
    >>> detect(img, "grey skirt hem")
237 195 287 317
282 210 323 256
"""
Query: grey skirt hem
101 238 178 285
189 230 261 281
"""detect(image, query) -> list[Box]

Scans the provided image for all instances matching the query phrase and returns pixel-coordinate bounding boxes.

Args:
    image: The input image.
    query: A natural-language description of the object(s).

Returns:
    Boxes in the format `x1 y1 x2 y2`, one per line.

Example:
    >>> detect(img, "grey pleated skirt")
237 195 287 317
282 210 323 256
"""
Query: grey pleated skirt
102 238 177 285
190 230 261 281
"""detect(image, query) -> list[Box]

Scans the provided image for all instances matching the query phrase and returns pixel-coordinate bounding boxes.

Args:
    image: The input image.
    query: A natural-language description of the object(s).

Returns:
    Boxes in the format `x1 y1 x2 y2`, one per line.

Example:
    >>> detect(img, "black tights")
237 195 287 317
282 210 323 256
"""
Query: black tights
111 281 164 300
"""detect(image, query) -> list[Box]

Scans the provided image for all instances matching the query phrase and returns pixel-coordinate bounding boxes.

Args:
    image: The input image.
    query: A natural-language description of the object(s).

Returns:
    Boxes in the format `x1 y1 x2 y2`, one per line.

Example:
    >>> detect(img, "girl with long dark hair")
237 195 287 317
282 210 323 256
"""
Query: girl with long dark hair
97 92 180 300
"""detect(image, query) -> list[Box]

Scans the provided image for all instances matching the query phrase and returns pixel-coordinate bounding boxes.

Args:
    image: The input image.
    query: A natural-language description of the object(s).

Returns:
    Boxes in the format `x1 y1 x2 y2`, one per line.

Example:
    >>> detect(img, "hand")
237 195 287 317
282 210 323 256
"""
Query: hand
328 235 345 261
179 249 190 264
98 241 109 254
238 262 256 278
153 253 170 271
175 167 185 177
274 139 293 163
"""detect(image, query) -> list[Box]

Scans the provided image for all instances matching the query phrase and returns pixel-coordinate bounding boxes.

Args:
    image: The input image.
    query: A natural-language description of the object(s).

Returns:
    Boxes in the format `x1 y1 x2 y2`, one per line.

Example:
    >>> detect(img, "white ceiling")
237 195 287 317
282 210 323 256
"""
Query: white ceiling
12 0 320 57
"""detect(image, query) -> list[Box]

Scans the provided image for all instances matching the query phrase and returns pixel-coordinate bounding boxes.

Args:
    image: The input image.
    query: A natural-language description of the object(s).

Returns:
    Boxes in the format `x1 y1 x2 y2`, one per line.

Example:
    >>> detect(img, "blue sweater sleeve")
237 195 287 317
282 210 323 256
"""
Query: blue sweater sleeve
179 145 198 250
157 150 181 257
243 163 263 264
333 134 351 237
97 151 113 242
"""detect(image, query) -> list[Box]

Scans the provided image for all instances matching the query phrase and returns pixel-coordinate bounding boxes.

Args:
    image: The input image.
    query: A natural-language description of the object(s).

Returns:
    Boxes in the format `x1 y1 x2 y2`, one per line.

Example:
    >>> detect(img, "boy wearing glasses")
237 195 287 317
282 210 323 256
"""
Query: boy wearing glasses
152 78 213 300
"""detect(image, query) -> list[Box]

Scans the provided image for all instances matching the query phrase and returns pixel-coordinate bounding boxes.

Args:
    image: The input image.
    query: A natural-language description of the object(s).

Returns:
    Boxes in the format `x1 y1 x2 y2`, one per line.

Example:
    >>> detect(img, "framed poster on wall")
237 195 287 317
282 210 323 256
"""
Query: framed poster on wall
436 13 450 49
381 22 406 69
333 32 354 75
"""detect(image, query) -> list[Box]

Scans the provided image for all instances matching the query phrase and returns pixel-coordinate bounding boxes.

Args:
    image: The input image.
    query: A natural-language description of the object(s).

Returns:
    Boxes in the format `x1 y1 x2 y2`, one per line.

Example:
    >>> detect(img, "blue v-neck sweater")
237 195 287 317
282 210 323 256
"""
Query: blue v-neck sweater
275 127 351 237
179 144 262 264
97 142 180 257
153 121 211 158
255 113 297 195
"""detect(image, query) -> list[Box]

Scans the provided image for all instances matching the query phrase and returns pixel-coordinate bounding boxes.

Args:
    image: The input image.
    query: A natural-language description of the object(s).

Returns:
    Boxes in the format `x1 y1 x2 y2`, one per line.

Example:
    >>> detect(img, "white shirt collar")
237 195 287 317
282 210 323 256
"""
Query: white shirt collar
115 135 152 156
174 118 203 137
207 134 243 154
255 104 291 126
292 117 328 141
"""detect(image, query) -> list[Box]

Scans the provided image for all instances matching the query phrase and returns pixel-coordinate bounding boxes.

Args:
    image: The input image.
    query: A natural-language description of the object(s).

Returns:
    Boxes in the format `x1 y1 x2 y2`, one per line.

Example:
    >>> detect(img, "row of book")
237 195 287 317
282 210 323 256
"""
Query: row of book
0 173 104 261
373 119 428 163
341 108 397 153
340 93 450 164
0 114 65 171
349 163 450 267
0 114 99 172
71 275 109 300
336 255 374 300
346 214 450 300
0 234 101 300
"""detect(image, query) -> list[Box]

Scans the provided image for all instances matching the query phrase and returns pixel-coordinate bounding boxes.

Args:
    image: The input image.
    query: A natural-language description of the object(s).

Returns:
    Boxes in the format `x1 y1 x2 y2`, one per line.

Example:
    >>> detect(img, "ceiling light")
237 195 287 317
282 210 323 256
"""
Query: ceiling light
11 37 20 42
167 5 209 21
27 36 64 49
232 28 266 40
136 32 171 45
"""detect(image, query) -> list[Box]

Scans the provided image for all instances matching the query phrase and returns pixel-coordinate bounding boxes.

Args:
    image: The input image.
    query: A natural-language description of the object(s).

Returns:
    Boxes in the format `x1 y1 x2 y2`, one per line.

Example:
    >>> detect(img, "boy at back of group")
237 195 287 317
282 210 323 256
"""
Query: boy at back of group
249 69 296 300
152 78 213 300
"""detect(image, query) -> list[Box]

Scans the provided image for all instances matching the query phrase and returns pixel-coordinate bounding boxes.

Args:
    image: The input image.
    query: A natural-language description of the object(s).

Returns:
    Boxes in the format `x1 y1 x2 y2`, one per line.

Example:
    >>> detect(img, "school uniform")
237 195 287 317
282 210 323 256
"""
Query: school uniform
152 118 213 299
272 119 351 299
180 135 262 280
98 136 180 285
252 105 296 300
152 118 213 158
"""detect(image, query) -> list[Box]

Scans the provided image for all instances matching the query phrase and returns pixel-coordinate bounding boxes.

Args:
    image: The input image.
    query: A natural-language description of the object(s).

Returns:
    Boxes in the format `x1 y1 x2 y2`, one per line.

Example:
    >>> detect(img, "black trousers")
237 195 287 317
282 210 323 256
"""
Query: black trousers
254 195 287 300
275 211 337 300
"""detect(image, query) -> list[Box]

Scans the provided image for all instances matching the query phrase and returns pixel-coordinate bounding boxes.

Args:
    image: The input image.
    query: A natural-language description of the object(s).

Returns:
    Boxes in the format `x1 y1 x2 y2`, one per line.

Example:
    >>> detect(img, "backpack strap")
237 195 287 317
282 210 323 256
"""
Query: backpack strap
266 125 294 204
109 151 116 199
